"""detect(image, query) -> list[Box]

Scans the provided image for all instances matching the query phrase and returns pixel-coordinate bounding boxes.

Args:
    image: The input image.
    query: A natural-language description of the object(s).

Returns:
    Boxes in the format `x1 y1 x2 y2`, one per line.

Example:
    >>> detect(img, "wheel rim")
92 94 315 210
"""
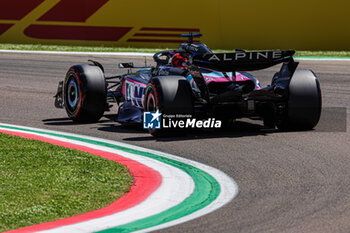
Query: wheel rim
65 75 80 116
146 92 156 111
67 79 78 108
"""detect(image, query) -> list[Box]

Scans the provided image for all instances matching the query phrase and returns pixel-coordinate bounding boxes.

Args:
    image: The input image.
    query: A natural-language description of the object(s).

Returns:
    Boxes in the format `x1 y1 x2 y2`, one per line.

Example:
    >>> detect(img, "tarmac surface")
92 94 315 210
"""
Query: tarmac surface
0 52 349 233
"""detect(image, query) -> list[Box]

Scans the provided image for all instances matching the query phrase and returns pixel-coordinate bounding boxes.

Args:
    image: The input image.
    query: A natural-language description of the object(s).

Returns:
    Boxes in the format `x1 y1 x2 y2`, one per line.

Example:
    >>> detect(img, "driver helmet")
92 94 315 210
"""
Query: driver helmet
171 53 188 68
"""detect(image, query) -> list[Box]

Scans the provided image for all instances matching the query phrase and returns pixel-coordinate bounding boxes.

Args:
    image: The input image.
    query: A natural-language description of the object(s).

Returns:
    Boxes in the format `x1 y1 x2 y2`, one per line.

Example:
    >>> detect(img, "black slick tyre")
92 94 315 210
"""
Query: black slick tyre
143 76 193 136
277 69 322 130
64 64 106 123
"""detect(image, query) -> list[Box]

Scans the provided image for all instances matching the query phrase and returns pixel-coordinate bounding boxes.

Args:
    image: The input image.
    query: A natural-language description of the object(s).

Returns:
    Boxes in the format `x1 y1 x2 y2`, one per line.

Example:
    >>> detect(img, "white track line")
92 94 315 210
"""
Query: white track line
1 49 350 61
295 57 350 61
0 50 153 57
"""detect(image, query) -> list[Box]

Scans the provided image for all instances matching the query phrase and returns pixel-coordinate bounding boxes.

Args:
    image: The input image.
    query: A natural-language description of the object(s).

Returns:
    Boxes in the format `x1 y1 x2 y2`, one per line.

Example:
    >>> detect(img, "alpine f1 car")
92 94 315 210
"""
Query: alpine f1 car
54 33 321 135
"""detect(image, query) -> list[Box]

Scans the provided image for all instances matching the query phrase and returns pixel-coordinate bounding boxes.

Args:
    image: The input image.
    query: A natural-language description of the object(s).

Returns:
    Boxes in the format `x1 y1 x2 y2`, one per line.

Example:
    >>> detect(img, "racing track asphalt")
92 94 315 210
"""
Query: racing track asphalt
1 52 350 233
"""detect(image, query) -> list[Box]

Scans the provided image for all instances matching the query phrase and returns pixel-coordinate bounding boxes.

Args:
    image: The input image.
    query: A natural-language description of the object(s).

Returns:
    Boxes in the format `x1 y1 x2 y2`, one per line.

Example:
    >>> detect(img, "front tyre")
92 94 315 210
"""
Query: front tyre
64 64 106 123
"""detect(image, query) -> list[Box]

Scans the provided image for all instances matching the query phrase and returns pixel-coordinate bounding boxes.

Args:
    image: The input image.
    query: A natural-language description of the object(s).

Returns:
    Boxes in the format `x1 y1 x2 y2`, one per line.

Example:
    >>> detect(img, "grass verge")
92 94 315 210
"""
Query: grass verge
0 133 133 232
1 43 350 58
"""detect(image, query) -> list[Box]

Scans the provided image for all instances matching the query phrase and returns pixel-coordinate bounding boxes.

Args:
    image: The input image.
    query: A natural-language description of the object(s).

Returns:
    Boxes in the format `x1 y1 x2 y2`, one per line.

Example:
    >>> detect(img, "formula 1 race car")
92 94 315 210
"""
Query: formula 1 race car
54 33 321 135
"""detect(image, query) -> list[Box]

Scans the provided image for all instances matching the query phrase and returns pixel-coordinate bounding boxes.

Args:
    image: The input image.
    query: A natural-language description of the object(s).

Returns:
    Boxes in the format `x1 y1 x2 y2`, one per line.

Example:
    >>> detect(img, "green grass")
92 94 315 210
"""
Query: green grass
1 43 350 57
0 133 133 232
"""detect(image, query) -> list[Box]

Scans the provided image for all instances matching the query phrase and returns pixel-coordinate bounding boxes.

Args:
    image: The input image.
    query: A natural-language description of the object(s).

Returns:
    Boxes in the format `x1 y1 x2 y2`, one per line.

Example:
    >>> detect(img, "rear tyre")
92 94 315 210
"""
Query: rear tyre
277 69 322 130
144 76 193 136
64 64 106 123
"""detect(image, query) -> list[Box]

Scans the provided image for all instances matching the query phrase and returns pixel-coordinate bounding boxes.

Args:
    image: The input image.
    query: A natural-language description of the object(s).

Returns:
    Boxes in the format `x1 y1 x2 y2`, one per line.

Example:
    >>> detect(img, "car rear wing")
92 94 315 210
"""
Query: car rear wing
192 50 295 72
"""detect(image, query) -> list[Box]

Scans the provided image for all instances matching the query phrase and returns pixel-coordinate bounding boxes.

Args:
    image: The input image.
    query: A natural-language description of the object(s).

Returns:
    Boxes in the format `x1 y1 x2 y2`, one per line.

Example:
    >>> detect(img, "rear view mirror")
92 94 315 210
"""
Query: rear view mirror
119 62 134 68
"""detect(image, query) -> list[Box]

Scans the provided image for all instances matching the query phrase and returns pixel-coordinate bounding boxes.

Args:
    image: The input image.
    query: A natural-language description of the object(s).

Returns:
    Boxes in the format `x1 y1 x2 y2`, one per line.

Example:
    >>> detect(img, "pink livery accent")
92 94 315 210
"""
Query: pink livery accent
202 71 234 84
236 73 251 82
122 80 126 96
202 75 228 84
236 72 261 90
123 78 147 108
202 71 261 90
